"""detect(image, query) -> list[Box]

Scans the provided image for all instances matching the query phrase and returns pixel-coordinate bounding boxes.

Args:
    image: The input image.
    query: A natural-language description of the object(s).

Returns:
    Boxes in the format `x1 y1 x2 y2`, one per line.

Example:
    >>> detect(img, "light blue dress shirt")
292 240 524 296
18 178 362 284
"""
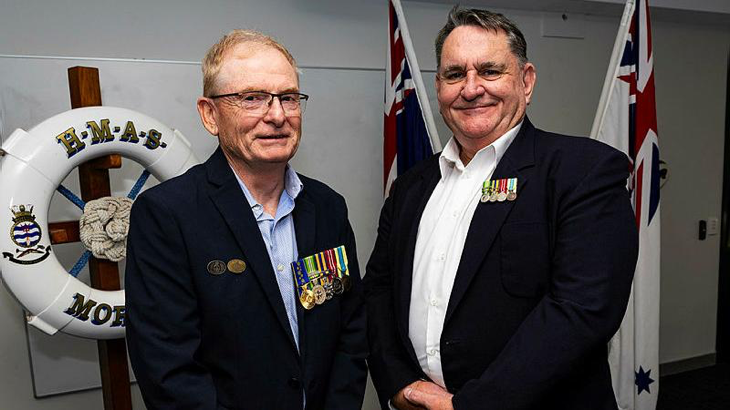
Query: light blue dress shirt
232 165 303 349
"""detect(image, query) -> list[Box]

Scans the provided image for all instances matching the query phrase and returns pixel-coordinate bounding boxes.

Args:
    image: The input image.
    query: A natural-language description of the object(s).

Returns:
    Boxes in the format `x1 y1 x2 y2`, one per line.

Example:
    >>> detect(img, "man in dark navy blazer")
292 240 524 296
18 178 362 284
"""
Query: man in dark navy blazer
125 30 367 410
364 7 638 410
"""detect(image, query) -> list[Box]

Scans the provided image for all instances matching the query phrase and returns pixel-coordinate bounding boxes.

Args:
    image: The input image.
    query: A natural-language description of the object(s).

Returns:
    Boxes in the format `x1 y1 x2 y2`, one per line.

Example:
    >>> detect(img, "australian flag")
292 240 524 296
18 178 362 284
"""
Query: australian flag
591 1 660 409
384 0 439 195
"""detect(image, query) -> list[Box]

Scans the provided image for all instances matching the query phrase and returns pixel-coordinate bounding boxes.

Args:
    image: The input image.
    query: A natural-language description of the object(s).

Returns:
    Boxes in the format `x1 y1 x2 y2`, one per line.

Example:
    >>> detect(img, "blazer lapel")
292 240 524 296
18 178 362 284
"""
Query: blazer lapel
205 148 299 351
444 119 537 325
292 189 315 358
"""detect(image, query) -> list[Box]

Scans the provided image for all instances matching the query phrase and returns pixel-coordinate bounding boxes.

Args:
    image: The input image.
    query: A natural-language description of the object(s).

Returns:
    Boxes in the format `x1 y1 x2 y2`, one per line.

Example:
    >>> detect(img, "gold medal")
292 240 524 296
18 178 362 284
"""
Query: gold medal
300 289 316 310
313 285 327 305
480 194 489 203
227 259 247 274
207 260 226 275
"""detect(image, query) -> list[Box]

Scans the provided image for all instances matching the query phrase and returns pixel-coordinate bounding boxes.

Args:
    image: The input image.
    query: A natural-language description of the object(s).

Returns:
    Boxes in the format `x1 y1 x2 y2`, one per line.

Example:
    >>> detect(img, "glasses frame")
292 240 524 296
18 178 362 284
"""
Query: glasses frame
209 90 309 115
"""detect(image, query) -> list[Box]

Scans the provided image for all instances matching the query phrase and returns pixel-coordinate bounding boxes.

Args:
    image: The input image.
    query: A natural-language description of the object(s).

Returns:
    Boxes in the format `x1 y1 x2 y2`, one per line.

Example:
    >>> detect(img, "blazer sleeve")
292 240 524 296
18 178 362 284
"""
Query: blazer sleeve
323 198 369 410
125 192 217 410
363 180 425 409
452 148 639 409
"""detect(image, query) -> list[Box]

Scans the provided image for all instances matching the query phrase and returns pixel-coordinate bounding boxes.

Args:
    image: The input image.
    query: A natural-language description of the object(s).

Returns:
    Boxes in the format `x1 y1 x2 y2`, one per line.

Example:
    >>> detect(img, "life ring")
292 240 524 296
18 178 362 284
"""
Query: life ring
0 106 199 339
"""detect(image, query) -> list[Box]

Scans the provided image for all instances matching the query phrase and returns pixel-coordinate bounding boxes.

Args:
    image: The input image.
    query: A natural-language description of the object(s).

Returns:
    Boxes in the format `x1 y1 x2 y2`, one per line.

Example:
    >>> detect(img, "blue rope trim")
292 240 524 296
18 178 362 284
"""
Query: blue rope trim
128 170 151 200
56 185 86 210
69 250 92 277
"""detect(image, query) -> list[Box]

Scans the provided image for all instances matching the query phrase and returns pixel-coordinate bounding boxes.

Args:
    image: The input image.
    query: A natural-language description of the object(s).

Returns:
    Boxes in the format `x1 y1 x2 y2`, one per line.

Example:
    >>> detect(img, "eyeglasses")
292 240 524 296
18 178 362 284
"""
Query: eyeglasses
209 91 309 115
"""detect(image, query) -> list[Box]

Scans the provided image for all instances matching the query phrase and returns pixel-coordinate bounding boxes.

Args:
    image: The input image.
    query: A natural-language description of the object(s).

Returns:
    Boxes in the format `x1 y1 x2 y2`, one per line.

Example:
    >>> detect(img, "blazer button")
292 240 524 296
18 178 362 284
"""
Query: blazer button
288 377 302 389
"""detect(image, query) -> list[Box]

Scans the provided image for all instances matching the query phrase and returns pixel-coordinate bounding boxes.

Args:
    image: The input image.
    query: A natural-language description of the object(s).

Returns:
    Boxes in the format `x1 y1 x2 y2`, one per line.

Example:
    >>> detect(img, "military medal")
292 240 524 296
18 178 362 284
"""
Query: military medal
335 245 352 291
489 180 498 202
497 179 508 202
507 178 518 201
207 260 226 275
300 289 316 310
227 258 246 274
313 283 327 305
332 277 344 294
480 179 491 203
325 249 344 295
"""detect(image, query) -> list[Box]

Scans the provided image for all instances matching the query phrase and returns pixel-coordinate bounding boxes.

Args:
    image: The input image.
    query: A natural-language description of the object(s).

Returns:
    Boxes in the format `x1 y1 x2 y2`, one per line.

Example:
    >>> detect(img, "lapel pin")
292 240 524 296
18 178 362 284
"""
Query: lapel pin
207 260 226 275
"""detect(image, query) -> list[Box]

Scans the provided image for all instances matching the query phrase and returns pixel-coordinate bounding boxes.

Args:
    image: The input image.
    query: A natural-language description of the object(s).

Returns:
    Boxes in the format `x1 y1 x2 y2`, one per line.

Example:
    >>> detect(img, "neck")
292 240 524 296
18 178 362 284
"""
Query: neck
225 152 287 216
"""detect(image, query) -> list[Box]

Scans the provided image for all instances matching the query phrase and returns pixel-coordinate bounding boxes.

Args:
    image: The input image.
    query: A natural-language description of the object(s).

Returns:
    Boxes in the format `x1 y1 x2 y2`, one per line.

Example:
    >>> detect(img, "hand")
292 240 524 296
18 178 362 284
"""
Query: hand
392 381 428 410
404 380 454 410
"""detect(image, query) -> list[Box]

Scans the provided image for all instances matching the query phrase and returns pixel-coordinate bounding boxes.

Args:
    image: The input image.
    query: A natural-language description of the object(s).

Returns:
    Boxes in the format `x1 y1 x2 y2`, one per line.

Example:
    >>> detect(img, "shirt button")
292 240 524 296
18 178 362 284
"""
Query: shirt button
439 253 446 261
428 348 437 356
430 299 438 306
452 211 459 217
277 264 284 271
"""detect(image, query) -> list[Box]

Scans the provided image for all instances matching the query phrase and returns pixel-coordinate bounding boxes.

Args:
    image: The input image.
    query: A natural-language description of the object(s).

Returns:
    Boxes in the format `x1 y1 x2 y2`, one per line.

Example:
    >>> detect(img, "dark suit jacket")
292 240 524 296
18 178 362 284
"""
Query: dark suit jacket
364 118 638 410
125 147 367 410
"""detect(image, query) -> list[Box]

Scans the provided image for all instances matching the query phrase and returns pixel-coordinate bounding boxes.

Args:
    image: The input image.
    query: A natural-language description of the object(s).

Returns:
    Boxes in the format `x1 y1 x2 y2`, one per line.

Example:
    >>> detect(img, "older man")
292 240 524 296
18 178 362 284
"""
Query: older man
126 30 367 410
365 7 638 410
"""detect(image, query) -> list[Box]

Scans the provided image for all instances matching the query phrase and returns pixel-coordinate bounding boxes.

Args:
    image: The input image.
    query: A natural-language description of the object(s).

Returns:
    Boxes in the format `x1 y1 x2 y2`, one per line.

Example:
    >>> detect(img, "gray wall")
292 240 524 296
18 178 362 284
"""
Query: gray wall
0 0 728 408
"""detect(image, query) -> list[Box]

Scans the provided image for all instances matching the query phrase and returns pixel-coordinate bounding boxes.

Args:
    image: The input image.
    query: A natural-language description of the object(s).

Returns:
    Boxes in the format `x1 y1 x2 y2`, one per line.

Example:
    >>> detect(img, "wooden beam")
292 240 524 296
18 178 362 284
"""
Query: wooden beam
49 221 80 244
68 66 132 410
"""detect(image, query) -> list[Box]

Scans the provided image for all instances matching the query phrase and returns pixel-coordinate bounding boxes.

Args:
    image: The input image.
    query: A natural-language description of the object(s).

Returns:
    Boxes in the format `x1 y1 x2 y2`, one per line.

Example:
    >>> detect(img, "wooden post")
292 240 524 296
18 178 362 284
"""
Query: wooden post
67 66 132 410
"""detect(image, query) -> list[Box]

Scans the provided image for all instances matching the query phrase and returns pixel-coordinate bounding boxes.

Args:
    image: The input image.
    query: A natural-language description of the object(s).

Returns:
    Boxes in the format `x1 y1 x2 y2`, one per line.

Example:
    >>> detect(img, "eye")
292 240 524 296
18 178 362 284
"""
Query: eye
479 69 504 80
242 93 269 102
442 71 465 82
280 94 298 103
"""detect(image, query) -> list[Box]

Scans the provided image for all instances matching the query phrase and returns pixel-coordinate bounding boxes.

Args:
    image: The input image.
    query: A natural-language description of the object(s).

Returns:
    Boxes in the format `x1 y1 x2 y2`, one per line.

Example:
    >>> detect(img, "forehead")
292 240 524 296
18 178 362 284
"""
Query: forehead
440 25 514 67
216 44 298 92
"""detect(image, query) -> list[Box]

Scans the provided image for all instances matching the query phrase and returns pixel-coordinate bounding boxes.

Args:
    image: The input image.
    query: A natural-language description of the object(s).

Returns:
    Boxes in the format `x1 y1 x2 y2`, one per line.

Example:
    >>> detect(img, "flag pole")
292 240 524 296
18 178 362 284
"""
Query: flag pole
590 0 635 139
391 0 442 152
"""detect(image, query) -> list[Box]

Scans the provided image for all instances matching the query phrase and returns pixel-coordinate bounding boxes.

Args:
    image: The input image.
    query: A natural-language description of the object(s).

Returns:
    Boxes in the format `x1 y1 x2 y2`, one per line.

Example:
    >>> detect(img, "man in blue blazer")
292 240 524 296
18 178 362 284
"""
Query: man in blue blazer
125 30 367 409
364 7 638 410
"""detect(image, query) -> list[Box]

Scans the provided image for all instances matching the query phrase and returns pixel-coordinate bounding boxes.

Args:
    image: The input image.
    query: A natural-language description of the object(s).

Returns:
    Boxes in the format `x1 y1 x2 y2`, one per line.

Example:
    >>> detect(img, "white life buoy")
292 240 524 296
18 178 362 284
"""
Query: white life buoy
0 107 199 339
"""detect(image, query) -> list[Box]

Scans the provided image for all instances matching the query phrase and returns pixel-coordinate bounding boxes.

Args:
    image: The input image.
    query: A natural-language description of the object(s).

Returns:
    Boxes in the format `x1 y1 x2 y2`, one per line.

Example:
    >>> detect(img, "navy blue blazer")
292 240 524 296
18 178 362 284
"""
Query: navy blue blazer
364 118 638 410
125 147 367 410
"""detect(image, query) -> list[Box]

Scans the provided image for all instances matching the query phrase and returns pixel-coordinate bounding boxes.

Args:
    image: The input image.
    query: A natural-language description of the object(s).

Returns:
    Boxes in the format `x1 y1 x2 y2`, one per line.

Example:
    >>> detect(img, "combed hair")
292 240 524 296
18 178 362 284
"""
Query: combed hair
201 29 297 97
435 5 528 69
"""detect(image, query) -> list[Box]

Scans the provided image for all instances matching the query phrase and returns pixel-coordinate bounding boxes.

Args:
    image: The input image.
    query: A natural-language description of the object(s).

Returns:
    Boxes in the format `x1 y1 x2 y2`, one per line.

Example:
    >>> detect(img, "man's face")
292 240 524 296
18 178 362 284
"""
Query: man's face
436 25 536 149
198 44 301 168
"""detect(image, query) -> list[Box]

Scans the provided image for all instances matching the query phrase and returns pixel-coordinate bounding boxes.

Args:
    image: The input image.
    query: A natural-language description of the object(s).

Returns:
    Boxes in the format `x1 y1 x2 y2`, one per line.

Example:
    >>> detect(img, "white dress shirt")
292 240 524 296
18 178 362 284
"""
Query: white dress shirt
409 123 521 387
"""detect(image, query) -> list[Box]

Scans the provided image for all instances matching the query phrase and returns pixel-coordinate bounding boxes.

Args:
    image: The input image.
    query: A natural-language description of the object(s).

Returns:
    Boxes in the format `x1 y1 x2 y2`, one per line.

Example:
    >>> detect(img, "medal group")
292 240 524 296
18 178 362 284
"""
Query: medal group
292 245 351 310
481 177 518 203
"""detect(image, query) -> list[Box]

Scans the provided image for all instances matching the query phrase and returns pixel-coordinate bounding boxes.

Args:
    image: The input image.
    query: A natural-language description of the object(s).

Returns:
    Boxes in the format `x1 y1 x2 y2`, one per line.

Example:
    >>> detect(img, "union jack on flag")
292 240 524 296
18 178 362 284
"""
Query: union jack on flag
384 0 440 195
591 1 660 409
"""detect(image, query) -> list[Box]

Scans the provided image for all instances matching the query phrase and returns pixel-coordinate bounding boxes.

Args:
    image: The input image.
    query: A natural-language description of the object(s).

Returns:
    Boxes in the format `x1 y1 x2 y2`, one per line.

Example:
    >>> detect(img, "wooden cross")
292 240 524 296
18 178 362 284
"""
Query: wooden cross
47 66 132 410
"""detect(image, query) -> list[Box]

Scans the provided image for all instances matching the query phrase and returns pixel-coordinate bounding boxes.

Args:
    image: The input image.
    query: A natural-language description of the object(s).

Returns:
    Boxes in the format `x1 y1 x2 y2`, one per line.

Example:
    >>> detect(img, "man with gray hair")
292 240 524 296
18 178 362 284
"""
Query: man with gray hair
365 6 637 410
126 30 367 409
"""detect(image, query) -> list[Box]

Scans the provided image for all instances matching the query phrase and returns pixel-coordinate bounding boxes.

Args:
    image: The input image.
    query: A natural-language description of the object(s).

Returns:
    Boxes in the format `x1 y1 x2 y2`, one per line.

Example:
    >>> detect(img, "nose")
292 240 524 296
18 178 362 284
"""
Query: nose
460 70 485 101
263 96 287 126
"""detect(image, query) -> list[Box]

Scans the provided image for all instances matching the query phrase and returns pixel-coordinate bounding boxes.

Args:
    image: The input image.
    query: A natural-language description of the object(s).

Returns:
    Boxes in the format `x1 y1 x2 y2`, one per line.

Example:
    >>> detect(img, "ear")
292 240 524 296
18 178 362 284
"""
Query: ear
197 97 219 136
522 62 537 105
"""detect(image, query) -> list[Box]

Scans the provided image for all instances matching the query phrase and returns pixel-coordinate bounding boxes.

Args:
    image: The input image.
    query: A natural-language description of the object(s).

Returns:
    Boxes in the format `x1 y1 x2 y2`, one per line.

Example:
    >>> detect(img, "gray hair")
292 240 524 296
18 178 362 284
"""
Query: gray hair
202 29 297 97
435 5 528 69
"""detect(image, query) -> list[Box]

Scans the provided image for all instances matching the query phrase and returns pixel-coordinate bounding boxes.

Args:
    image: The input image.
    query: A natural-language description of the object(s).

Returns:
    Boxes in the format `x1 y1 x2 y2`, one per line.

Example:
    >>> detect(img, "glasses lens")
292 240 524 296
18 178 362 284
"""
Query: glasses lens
280 94 307 115
238 92 269 111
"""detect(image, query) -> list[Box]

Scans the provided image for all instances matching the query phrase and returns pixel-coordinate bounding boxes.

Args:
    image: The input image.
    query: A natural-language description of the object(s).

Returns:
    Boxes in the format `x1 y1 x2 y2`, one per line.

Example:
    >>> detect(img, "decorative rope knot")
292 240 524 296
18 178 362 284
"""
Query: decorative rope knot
79 197 133 262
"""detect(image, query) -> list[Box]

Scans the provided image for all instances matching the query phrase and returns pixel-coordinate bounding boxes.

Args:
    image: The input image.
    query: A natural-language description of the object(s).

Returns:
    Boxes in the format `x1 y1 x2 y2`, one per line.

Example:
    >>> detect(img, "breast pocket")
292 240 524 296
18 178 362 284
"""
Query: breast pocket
499 222 550 297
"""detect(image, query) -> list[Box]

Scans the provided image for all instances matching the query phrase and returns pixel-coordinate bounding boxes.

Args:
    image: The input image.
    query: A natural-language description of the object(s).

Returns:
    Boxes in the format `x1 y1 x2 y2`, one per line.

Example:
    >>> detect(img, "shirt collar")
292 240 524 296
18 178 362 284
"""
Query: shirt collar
439 121 523 176
231 164 303 214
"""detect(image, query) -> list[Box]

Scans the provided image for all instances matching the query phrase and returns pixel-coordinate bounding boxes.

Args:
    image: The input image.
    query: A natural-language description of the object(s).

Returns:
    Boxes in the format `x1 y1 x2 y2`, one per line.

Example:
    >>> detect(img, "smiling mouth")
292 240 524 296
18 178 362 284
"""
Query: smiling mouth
258 134 289 140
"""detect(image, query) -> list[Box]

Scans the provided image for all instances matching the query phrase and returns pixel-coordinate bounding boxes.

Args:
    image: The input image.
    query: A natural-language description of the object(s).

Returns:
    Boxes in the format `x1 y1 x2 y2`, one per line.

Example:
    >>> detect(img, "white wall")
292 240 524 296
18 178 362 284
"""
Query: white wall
0 0 728 408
